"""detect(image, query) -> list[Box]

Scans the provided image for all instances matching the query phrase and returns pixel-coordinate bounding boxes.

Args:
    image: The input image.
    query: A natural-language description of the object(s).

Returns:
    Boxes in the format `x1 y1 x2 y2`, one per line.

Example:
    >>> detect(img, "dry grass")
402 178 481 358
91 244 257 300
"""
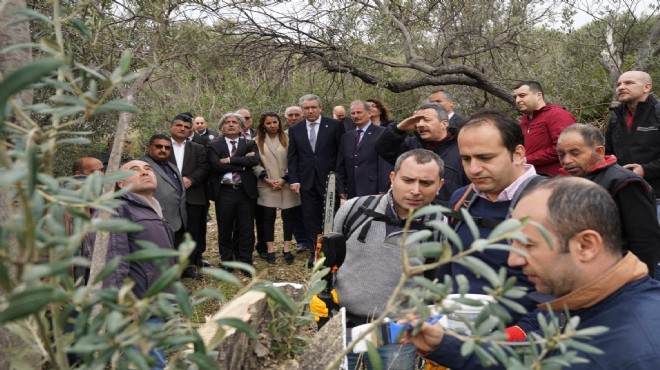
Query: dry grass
183 203 312 323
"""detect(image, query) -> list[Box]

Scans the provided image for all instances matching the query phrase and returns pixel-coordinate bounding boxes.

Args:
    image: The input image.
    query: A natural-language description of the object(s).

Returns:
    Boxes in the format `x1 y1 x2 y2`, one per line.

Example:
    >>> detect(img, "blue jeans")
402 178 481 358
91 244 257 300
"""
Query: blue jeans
145 317 167 370
346 331 417 370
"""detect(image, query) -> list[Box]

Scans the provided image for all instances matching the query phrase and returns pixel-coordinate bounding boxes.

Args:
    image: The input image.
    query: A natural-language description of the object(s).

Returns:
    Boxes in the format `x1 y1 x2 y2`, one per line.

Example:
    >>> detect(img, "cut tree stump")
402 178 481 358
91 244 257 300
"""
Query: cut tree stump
193 283 345 370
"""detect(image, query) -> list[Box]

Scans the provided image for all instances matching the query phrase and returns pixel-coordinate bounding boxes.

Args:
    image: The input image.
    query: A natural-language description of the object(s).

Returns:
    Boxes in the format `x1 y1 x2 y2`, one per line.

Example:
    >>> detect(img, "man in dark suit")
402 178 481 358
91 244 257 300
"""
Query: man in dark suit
207 113 260 273
288 94 344 267
193 115 219 146
236 107 266 259
142 134 187 248
336 101 393 199
168 115 209 277
236 108 256 141
429 90 464 129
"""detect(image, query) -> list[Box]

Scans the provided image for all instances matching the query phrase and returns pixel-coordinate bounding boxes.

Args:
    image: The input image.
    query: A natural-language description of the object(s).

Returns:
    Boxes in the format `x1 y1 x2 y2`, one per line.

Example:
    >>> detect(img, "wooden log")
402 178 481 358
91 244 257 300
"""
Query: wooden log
298 313 344 370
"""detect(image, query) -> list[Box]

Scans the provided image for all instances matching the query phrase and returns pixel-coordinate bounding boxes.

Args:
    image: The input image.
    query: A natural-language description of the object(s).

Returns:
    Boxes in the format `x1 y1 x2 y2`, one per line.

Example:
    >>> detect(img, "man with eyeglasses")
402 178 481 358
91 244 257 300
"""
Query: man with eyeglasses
142 133 187 249
236 108 256 141
168 114 209 278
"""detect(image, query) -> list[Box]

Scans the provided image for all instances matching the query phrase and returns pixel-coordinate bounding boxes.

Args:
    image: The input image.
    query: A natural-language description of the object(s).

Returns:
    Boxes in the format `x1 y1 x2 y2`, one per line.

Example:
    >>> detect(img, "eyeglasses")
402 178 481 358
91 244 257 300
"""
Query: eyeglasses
152 144 172 150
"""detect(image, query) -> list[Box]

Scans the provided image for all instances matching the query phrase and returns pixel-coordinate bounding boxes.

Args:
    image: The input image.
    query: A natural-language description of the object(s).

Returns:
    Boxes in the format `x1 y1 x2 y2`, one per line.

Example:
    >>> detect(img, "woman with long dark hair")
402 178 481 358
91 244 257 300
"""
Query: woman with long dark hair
366 98 396 127
253 112 301 264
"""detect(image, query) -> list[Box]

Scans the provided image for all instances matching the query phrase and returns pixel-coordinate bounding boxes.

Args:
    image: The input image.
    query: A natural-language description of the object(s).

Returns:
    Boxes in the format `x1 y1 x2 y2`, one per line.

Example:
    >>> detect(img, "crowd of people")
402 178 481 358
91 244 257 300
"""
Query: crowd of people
70 70 660 369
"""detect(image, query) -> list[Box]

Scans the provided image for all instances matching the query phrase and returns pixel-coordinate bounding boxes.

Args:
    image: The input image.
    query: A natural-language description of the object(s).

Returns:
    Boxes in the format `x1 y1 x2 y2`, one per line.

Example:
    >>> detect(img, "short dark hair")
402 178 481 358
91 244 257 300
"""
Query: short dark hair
513 80 544 96
523 177 622 255
394 149 444 178
72 158 84 174
560 123 604 147
148 133 171 145
416 103 449 121
172 114 193 125
458 109 524 156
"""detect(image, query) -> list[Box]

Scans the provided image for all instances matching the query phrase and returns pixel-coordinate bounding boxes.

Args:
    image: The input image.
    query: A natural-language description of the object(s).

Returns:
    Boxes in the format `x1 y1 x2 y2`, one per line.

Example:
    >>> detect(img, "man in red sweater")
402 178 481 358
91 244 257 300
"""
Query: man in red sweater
513 81 576 176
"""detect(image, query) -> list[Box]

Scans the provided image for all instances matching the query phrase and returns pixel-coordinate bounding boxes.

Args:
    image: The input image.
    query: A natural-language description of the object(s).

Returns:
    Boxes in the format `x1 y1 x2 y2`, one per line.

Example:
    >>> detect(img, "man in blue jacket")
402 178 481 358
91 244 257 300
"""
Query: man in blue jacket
403 177 660 370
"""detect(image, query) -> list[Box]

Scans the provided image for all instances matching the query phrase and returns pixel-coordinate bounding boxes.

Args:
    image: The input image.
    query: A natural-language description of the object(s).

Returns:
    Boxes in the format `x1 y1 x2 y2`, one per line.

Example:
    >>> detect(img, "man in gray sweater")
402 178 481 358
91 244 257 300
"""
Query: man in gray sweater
311 149 447 370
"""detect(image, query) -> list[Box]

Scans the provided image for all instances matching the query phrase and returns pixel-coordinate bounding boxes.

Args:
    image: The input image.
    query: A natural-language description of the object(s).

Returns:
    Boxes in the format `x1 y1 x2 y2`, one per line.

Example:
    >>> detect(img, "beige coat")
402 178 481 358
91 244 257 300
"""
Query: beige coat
253 135 301 209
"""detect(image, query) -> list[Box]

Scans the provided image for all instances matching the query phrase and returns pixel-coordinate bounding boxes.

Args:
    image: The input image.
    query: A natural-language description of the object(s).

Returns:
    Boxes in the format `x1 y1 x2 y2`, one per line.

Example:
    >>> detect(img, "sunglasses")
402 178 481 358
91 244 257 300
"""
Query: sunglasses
152 144 172 150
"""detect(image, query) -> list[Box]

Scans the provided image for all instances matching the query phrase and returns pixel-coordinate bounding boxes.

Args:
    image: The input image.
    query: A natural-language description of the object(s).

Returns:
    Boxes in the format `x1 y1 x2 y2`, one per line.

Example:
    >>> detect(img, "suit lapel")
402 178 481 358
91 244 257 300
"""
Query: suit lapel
356 124 376 153
147 156 177 190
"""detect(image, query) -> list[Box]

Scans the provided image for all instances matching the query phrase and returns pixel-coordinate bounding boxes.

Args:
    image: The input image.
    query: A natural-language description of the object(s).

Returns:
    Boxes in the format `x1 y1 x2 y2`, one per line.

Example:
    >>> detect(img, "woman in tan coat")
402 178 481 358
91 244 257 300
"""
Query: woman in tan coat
253 112 301 264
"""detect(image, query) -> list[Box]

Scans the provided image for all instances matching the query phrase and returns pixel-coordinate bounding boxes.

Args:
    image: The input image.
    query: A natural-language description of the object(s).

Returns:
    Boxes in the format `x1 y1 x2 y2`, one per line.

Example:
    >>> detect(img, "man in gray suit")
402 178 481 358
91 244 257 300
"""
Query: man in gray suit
142 133 187 249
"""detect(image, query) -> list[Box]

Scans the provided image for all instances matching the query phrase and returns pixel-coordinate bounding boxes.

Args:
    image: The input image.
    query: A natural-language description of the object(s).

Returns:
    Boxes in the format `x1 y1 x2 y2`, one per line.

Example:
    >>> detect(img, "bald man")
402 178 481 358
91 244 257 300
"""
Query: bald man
605 71 660 277
72 157 104 177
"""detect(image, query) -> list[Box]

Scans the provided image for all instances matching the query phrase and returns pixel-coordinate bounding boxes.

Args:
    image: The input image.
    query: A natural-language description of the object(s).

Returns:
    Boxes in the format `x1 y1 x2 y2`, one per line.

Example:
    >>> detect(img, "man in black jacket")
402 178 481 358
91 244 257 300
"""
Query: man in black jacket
207 113 260 272
558 123 660 275
168 114 208 276
376 103 469 206
606 71 660 212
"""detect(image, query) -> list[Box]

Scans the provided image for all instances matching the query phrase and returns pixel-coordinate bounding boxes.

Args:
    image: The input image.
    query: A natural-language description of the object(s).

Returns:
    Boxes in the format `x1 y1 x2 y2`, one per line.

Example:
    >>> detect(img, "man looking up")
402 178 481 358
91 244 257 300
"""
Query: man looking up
104 160 176 369
312 149 446 370
428 90 464 129
377 103 468 206
606 72 660 214
403 177 660 370
557 123 660 275
513 80 576 176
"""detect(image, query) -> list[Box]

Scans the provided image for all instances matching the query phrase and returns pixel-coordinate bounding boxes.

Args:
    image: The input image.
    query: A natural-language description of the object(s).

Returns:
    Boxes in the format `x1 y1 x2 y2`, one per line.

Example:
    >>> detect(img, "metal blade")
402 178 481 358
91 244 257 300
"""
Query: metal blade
322 171 337 235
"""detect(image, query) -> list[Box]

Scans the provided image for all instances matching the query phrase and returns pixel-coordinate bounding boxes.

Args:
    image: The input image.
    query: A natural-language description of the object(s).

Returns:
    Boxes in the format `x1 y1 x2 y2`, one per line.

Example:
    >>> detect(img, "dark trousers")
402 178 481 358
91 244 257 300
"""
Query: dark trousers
186 203 207 266
263 207 294 242
292 205 310 247
232 202 266 255
174 227 185 250
217 186 255 264
254 204 267 254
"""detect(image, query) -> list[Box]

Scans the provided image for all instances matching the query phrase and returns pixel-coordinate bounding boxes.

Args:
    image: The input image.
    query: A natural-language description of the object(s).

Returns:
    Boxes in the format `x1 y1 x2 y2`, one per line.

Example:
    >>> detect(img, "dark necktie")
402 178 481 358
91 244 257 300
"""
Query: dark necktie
355 129 363 150
230 140 242 184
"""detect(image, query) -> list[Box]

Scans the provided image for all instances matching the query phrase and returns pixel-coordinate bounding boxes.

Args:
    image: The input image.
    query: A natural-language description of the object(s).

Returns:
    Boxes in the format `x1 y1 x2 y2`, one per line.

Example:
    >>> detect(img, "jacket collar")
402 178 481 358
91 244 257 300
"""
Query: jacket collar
557 155 618 177
541 252 648 311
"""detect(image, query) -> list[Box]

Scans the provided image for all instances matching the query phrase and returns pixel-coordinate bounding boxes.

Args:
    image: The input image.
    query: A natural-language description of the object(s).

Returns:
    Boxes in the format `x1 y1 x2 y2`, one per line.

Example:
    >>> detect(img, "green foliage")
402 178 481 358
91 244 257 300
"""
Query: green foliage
0 2 257 368
328 205 609 370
